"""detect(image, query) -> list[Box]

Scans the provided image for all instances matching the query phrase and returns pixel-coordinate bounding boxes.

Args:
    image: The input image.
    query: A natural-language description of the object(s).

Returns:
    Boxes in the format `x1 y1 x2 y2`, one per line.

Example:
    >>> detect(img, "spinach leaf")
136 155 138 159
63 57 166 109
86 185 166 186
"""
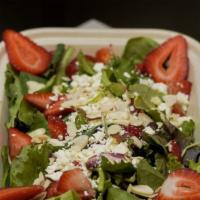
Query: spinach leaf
123 37 159 62
44 44 65 78
47 190 80 200
108 82 126 97
17 100 48 131
112 58 139 85
154 153 167 176
5 64 23 128
51 44 65 68
81 125 100 137
166 154 182 172
106 187 142 200
189 160 200 173
75 109 88 129
142 133 168 154
101 156 135 173
77 51 95 76
55 47 74 84
163 122 194 150
10 143 54 187
128 84 163 112
180 120 195 137
19 72 46 94
1 146 10 187
38 75 56 93
101 69 126 97
136 159 165 190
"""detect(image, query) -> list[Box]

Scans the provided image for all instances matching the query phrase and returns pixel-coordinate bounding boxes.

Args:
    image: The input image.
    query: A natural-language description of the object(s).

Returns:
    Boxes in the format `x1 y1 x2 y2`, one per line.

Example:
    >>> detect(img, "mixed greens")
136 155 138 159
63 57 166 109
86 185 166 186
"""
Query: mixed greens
1 32 199 200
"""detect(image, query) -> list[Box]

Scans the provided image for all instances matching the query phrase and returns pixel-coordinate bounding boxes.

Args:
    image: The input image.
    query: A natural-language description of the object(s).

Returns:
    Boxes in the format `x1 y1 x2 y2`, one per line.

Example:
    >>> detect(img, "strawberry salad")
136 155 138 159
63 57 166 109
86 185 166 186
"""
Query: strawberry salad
0 30 199 200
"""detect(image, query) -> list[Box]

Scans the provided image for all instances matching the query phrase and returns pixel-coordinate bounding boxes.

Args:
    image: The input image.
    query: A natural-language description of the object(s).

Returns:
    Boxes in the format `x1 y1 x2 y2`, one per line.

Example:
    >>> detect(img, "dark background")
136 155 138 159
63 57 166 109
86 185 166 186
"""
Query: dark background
0 0 200 40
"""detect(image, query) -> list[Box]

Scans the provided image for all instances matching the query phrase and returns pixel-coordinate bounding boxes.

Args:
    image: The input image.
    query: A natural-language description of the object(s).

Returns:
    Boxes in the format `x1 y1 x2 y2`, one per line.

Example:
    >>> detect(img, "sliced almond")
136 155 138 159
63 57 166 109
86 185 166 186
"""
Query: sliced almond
70 135 89 152
127 184 154 197
107 124 122 135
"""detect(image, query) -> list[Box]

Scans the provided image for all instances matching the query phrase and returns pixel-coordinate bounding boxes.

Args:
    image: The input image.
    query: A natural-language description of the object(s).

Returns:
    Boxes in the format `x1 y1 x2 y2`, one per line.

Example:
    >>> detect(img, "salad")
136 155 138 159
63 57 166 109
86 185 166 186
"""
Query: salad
0 29 199 200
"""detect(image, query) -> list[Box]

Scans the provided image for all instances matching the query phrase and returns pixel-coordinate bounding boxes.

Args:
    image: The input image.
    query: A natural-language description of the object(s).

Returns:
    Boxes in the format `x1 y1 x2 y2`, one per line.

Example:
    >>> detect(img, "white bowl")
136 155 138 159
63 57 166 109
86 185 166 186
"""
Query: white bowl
0 27 200 179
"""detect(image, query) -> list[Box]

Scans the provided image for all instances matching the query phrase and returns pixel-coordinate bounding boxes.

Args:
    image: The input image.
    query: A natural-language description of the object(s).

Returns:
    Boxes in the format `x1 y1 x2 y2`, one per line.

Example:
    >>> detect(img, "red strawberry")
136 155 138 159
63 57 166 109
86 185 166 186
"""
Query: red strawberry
144 35 189 83
168 80 192 95
57 169 95 199
0 186 44 200
3 29 51 75
8 128 32 160
157 169 200 200
48 116 67 139
24 92 53 110
96 47 113 64
46 182 59 198
168 140 182 161
66 55 96 78
44 95 74 116
123 125 143 138
172 103 185 116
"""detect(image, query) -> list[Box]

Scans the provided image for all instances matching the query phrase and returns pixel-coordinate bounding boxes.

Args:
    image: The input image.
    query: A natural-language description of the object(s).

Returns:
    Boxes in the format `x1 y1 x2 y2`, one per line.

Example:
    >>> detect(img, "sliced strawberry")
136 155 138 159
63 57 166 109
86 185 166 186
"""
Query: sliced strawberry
8 128 32 160
46 182 59 198
96 47 113 64
144 35 189 83
123 125 143 139
24 92 53 110
157 169 200 200
66 55 96 78
3 29 51 75
0 185 44 200
136 63 146 73
172 103 185 116
57 169 95 199
48 116 67 139
44 95 74 116
168 140 182 161
168 80 192 95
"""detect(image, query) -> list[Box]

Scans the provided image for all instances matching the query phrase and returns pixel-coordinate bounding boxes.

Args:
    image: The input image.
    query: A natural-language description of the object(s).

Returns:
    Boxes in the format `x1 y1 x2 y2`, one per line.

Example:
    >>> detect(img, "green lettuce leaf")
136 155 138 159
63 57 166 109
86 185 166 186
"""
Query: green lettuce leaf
17 100 48 131
101 156 135 174
154 153 167 176
106 187 141 200
166 154 182 173
188 160 200 173
5 64 23 128
55 47 74 84
77 51 95 76
180 119 195 137
10 143 54 187
122 37 159 62
19 72 46 95
128 84 163 112
1 146 10 187
75 109 88 129
44 43 65 78
136 159 165 190
112 57 139 85
101 69 126 97
47 190 80 200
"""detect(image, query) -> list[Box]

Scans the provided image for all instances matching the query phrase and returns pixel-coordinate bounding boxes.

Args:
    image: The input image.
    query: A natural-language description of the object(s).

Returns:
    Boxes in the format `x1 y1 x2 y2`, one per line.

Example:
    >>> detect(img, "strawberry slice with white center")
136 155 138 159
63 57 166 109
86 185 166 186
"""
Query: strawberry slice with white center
44 95 74 116
24 92 53 110
3 29 51 75
0 186 44 200
144 35 189 83
48 116 67 139
8 128 32 160
157 169 200 200
57 169 95 199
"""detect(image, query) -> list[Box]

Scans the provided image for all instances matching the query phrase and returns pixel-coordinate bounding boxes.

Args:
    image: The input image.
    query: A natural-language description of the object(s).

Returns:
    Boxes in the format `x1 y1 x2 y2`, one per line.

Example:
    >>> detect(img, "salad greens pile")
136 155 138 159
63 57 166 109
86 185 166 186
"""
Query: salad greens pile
1 36 198 200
